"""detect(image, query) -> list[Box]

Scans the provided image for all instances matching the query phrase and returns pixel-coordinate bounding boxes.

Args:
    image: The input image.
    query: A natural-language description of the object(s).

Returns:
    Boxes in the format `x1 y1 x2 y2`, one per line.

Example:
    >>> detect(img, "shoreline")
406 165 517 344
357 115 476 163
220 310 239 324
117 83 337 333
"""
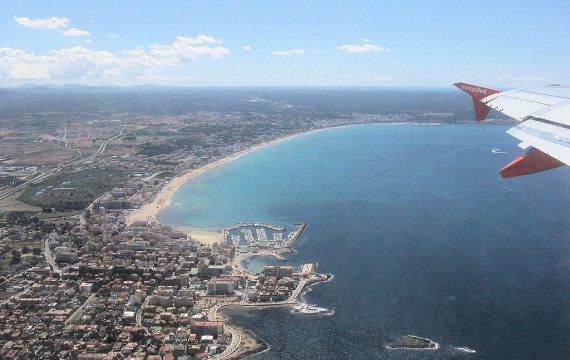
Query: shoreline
126 122 423 244
215 309 270 359
125 126 337 358
212 271 333 359
126 129 325 245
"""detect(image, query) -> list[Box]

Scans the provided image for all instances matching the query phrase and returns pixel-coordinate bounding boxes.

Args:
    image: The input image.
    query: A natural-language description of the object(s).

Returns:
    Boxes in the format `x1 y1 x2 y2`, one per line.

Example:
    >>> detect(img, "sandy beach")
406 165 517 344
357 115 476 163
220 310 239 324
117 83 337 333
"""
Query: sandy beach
127 130 316 245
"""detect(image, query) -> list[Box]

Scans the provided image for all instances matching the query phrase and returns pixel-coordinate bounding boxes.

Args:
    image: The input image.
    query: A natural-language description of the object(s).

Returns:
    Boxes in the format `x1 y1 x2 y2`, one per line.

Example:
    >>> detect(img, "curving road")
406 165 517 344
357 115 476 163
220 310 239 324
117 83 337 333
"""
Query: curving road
0 132 125 201
207 279 308 359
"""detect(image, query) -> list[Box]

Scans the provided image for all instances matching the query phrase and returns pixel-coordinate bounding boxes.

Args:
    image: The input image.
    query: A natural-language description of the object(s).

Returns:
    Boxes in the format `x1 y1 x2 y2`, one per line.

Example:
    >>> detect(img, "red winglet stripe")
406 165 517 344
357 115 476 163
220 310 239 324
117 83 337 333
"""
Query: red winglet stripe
500 148 565 178
473 99 493 121
454 82 502 121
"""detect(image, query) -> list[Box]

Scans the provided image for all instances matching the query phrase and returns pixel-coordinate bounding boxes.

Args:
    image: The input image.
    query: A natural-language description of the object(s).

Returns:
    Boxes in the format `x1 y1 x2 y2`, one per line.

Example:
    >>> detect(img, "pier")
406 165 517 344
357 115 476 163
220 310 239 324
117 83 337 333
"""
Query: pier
281 222 306 251
225 222 286 231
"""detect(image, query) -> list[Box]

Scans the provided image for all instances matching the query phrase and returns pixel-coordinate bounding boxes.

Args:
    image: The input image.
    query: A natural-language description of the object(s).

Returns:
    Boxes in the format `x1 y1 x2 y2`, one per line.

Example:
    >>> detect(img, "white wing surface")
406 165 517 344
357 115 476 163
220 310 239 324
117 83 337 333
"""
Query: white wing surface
455 82 570 177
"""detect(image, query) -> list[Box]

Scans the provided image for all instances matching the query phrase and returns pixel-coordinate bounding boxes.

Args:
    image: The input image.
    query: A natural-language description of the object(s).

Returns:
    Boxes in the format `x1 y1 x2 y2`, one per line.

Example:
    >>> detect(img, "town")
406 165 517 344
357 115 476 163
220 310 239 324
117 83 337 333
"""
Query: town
0 168 330 359
0 88 406 359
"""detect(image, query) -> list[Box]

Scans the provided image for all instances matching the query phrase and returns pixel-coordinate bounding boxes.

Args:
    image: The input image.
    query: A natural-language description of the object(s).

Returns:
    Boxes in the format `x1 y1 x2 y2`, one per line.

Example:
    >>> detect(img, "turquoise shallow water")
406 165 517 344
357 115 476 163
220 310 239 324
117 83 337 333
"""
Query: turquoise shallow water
158 124 570 359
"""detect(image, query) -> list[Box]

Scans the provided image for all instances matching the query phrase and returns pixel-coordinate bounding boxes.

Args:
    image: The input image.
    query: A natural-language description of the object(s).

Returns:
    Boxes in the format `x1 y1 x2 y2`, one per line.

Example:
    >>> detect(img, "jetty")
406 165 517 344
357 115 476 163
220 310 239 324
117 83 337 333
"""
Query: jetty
224 222 286 231
281 222 306 251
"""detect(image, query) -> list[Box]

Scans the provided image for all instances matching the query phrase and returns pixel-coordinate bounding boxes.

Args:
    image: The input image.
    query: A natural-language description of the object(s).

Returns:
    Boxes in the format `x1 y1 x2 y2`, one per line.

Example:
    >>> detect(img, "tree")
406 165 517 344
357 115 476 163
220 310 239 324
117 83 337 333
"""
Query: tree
10 251 21 265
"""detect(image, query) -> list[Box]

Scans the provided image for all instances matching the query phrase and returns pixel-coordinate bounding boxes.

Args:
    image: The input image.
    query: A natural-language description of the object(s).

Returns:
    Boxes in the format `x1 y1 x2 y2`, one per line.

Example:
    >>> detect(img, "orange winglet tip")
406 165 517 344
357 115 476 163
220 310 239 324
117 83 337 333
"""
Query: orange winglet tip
500 148 565 178
454 82 502 121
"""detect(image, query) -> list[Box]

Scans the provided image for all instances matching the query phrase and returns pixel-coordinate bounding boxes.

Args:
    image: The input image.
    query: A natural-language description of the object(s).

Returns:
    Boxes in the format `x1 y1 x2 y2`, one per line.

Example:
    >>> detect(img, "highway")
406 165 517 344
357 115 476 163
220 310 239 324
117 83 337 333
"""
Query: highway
0 132 125 201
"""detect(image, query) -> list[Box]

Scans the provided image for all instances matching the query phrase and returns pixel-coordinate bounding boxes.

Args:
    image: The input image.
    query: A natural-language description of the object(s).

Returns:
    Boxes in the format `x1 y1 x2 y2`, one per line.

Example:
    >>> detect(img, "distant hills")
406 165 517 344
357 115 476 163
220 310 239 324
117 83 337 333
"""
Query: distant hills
16 83 177 90
4 83 186 93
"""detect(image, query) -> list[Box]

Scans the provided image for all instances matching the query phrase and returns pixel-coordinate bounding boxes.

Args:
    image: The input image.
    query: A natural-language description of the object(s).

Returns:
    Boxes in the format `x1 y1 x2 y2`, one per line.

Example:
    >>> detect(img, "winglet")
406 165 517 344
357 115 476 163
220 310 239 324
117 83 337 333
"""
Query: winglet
454 82 502 121
500 147 565 178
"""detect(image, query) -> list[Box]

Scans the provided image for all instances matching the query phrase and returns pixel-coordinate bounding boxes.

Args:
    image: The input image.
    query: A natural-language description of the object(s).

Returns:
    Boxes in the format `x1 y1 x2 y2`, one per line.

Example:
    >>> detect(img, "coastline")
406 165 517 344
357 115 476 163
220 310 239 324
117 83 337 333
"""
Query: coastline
215 310 270 360
126 122 411 243
126 129 323 245
211 270 333 359
126 127 336 359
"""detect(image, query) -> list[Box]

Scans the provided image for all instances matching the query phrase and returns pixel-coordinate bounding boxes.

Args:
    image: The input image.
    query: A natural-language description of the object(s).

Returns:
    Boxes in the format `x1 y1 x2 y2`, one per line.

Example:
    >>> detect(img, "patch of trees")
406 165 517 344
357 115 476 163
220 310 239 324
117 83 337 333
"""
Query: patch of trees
3 211 39 226
10 249 21 264
58 222 74 235
137 142 177 156
0 176 18 187
19 170 125 212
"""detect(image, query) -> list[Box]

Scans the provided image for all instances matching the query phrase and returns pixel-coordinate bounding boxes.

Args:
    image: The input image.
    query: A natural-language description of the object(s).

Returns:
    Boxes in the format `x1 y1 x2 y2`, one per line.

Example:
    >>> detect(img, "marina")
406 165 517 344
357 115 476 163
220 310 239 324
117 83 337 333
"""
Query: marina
154 124 570 359
224 222 306 256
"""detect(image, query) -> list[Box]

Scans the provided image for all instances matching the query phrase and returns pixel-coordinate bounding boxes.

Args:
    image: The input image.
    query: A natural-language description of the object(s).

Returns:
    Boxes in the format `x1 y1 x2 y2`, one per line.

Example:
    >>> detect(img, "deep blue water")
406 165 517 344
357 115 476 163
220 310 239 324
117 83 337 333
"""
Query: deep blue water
158 124 570 359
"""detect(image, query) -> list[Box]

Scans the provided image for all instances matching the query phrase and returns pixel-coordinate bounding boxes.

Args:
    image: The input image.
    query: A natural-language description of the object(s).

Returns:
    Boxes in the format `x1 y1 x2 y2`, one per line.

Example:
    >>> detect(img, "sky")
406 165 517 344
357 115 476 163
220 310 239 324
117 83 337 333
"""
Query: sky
1 0 569 88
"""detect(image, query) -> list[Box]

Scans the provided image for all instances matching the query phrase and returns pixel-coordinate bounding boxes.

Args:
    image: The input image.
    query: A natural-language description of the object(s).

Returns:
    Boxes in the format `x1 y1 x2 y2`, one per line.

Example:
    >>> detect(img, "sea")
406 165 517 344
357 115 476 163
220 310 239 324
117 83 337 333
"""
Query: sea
157 124 570 359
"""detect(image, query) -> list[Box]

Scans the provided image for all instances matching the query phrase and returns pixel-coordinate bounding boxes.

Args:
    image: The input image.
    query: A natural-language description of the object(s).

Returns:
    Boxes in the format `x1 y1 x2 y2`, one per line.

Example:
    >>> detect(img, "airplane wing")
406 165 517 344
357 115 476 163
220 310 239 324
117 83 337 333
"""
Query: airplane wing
454 82 570 178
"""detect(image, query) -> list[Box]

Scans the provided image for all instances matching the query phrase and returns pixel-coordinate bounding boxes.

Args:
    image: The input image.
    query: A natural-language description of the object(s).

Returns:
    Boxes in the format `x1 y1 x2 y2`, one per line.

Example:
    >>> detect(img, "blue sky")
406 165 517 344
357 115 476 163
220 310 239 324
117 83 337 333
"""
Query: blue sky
1 0 569 87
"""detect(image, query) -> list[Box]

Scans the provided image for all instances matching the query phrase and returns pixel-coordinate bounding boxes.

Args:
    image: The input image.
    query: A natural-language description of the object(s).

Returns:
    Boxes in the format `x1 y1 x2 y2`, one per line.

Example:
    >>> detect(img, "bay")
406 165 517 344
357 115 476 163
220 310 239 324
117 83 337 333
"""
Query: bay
158 124 570 359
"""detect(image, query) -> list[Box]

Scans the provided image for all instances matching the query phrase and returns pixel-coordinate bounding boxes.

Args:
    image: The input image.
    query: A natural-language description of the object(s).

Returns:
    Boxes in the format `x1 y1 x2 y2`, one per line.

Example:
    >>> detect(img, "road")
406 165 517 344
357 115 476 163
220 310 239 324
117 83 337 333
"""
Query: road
135 295 151 335
207 279 308 359
208 304 241 360
43 238 61 274
65 293 96 325
0 132 125 201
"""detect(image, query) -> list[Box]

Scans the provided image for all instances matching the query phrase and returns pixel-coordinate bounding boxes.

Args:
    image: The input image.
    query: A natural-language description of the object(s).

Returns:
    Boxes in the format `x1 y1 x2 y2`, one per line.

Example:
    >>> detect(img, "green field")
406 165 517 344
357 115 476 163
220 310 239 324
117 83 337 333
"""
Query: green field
18 170 127 211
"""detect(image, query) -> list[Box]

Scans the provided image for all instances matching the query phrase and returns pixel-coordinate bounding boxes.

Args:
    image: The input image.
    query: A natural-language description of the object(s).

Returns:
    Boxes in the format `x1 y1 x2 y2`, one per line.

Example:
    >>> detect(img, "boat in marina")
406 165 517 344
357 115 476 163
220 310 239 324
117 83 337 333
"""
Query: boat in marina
291 302 333 316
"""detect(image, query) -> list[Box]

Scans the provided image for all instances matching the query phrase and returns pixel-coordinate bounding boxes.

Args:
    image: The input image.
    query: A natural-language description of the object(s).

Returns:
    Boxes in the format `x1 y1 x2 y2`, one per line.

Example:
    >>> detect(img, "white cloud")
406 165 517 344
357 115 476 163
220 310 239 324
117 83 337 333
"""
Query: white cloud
360 38 371 43
338 43 385 53
0 35 230 82
176 35 224 44
14 16 69 30
272 49 305 56
14 16 92 40
0 48 26 57
149 36 229 60
62 27 90 37
243 45 252 52
123 48 146 57
0 45 156 81
107 33 119 38
498 74 546 82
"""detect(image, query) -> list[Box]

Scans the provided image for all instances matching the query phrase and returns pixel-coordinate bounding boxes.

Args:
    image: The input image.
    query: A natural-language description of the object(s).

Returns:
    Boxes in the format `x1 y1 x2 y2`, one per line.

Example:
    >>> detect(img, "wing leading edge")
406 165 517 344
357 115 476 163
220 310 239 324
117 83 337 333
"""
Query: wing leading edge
454 82 570 178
